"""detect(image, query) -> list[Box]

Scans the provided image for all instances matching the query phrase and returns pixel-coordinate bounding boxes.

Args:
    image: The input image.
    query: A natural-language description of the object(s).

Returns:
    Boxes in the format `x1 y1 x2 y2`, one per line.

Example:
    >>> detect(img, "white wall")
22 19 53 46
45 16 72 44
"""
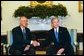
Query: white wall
1 1 83 35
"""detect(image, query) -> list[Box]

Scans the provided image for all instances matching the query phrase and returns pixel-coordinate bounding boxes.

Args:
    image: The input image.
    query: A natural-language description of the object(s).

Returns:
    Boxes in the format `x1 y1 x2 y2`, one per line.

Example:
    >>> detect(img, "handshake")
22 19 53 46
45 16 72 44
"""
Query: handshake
31 40 40 47
24 40 40 51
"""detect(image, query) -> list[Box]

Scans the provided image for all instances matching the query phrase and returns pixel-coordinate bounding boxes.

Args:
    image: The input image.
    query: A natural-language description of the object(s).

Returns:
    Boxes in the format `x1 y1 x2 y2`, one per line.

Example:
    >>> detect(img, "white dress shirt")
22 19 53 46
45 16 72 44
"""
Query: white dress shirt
54 27 59 33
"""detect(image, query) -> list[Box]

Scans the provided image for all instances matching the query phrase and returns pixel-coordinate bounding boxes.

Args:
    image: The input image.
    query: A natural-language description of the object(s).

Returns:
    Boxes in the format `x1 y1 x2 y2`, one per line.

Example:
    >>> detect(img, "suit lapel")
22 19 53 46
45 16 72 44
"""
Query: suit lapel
25 28 28 39
24 27 30 40
51 28 58 43
18 26 23 38
58 27 63 43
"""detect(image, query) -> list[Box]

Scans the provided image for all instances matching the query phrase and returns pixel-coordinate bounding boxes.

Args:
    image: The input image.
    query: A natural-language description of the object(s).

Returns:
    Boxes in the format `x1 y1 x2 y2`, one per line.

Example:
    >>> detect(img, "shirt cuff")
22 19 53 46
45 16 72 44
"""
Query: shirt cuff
30 41 33 44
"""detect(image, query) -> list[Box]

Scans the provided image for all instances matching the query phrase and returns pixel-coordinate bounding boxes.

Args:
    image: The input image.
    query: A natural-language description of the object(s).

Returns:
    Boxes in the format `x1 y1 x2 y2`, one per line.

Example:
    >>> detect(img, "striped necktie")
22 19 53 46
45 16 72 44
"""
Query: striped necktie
55 29 59 43
23 29 26 40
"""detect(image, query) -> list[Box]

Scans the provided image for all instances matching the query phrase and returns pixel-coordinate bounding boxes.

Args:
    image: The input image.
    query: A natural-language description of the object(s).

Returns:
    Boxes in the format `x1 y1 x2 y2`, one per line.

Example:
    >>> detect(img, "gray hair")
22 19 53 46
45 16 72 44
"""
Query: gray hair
51 16 59 23
19 16 28 20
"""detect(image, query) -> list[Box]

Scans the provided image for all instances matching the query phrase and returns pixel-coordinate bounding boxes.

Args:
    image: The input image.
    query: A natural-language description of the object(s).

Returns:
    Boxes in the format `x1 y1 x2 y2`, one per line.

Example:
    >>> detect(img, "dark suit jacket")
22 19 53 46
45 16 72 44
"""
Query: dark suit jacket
9 26 32 54
41 26 74 55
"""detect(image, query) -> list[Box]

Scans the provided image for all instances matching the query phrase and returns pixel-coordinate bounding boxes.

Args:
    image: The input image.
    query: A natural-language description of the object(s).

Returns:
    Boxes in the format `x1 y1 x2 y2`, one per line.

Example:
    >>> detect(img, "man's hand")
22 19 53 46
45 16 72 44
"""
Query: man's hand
32 40 40 47
56 48 65 55
24 45 30 51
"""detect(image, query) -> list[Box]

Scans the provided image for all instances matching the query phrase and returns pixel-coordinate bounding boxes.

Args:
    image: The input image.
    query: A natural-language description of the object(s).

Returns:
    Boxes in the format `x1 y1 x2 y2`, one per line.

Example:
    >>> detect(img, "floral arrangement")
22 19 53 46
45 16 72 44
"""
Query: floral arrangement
14 4 68 19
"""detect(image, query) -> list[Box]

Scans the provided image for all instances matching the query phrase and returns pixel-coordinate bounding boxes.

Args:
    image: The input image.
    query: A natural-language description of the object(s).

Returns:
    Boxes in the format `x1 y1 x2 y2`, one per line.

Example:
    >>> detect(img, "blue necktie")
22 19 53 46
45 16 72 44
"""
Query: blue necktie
55 29 59 43
23 29 26 40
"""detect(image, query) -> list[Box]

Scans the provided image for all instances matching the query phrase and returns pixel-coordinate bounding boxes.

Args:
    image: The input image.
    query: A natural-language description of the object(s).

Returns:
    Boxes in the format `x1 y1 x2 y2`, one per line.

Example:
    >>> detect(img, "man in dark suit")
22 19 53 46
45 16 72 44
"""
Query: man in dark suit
9 16 40 55
40 17 74 55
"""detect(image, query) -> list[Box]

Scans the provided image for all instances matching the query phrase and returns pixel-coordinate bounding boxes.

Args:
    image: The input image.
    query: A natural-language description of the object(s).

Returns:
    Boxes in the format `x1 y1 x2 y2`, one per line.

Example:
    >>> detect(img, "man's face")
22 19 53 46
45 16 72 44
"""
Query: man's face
51 19 59 28
20 17 28 27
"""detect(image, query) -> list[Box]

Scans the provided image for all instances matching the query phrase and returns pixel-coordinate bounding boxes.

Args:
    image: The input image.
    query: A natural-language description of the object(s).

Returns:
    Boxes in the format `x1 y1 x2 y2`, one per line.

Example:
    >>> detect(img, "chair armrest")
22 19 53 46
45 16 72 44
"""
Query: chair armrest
3 44 11 55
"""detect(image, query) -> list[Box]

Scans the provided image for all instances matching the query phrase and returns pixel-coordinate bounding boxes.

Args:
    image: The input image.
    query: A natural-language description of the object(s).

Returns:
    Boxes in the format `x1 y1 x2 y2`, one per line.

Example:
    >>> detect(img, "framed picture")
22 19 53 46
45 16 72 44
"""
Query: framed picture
78 1 83 12
30 1 52 7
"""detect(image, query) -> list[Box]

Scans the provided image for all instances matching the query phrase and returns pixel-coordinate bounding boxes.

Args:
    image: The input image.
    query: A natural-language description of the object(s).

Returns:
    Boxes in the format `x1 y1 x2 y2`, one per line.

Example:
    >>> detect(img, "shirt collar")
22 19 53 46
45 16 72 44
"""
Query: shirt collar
54 27 59 32
20 26 25 32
